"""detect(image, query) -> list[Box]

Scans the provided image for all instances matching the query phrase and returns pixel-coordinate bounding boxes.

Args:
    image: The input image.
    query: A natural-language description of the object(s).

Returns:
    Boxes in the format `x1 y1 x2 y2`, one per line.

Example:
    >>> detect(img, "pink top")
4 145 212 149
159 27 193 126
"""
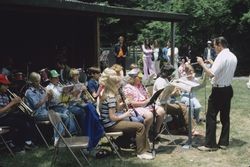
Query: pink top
123 83 148 102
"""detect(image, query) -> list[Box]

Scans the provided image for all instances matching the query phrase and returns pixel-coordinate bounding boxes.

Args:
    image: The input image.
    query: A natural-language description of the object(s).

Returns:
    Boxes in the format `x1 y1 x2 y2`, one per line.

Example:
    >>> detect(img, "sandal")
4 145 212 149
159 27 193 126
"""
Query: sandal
95 149 111 159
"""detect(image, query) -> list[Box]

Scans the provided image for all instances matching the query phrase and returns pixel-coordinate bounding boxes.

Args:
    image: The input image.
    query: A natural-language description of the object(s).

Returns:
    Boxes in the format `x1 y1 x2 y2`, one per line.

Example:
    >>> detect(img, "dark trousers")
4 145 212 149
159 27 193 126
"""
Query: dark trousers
115 57 126 76
205 86 233 148
0 112 35 147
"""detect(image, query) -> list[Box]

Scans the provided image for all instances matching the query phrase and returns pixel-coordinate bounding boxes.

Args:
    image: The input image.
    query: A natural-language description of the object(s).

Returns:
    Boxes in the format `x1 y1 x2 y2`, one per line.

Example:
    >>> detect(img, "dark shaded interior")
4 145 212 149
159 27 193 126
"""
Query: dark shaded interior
0 10 98 75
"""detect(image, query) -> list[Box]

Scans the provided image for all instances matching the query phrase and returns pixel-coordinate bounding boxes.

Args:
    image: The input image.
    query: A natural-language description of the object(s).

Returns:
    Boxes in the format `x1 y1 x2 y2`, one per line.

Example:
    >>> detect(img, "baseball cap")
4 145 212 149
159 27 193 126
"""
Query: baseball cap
0 74 11 85
207 40 212 44
49 70 60 78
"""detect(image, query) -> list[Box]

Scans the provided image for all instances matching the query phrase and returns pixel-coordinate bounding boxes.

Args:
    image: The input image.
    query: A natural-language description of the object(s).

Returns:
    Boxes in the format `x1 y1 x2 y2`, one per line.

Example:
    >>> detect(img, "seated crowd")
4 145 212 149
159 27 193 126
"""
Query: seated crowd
0 60 203 160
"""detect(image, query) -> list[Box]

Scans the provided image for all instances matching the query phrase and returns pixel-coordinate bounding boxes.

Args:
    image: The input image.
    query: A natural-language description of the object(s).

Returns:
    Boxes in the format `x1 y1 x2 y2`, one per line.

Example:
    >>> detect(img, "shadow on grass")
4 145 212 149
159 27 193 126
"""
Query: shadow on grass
230 137 247 148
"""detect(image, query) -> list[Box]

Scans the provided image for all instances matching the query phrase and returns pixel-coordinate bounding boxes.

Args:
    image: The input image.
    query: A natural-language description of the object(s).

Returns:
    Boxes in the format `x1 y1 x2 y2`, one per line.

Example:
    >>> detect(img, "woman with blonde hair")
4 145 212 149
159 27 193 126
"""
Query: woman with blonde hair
99 68 153 160
111 64 124 77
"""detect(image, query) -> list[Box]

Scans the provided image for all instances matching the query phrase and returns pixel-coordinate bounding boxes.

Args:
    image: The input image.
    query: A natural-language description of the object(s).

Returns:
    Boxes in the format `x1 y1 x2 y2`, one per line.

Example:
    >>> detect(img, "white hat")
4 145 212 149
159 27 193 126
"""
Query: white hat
207 40 212 44
127 68 143 78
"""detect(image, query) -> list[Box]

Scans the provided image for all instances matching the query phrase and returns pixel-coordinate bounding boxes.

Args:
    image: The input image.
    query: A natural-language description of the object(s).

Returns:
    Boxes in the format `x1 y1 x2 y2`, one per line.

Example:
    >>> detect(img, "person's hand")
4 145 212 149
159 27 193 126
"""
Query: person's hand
124 109 133 118
144 99 150 106
125 99 131 106
81 85 87 91
186 57 191 64
46 90 53 101
12 96 21 105
205 59 214 64
197 57 204 65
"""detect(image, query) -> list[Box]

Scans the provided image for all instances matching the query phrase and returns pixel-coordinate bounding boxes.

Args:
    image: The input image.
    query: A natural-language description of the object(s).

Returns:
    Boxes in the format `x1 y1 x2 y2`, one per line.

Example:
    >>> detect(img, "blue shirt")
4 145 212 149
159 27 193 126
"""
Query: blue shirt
25 86 48 118
87 79 99 95
162 47 169 62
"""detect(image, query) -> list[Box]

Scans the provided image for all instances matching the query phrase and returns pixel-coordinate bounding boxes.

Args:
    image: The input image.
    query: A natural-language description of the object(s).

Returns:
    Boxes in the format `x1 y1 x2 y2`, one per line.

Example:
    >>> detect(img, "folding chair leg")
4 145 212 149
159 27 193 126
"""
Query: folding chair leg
51 147 59 167
0 135 14 157
80 149 91 165
159 124 176 145
104 134 123 160
66 145 84 167
35 124 50 149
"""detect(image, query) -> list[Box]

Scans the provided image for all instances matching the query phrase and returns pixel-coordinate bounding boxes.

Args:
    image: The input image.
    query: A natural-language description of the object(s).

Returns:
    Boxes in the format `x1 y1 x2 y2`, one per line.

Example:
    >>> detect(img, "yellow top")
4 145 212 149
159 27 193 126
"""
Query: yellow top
117 48 124 57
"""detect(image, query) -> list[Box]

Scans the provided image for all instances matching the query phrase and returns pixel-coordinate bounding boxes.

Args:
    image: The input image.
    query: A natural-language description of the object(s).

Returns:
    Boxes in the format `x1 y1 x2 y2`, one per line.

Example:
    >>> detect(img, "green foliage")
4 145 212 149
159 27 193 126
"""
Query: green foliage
90 0 250 75
137 21 171 46
241 12 250 23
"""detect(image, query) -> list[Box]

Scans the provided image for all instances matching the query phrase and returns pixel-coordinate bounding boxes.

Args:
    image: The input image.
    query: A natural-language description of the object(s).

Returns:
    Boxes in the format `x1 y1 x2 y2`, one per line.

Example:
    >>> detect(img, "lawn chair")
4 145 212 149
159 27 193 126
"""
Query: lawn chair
48 109 90 167
0 126 14 157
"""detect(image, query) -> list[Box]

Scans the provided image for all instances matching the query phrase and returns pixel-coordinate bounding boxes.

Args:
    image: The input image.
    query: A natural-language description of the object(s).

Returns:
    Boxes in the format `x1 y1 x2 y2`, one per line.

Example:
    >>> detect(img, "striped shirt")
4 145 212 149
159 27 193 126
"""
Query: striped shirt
211 48 237 87
100 96 116 128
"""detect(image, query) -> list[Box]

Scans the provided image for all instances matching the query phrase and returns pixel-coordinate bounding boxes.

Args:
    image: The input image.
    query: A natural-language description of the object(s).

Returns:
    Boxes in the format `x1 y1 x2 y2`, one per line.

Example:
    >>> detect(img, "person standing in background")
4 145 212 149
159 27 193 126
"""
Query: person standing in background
114 36 128 76
167 41 179 78
141 39 156 80
203 40 216 61
152 39 161 75
162 41 170 63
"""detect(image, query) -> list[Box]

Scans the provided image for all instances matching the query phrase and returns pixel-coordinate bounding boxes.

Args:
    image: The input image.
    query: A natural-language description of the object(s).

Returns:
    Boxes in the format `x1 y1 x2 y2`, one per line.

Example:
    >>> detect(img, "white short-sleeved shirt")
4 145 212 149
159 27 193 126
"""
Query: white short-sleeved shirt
210 48 237 87
153 77 170 95
46 83 63 105
153 77 171 105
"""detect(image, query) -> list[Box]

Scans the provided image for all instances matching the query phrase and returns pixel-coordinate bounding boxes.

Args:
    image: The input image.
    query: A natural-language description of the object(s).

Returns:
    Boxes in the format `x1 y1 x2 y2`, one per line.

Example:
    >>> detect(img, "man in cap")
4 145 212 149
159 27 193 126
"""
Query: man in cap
204 40 216 61
46 70 78 135
47 70 88 136
0 74 37 153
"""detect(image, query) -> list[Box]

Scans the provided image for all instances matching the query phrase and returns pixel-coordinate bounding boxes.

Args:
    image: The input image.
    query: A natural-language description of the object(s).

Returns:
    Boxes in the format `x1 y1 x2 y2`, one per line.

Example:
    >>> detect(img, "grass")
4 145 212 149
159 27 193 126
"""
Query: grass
1 77 250 167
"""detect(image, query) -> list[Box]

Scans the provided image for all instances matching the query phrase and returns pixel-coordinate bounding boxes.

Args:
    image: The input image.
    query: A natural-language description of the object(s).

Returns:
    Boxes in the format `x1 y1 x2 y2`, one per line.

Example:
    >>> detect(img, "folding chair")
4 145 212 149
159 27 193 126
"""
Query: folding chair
94 99 123 160
157 114 176 145
0 126 14 157
48 109 90 167
34 119 51 149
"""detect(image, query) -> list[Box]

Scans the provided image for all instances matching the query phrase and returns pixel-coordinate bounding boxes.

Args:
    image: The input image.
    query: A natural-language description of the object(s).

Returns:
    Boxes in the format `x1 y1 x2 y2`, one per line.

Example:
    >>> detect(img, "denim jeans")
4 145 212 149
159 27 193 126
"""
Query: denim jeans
52 105 77 135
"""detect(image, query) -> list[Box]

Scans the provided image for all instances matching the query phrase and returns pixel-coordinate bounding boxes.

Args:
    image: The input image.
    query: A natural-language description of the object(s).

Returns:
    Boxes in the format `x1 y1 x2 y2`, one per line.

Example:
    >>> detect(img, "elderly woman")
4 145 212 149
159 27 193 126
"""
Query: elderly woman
99 68 153 160
123 68 166 138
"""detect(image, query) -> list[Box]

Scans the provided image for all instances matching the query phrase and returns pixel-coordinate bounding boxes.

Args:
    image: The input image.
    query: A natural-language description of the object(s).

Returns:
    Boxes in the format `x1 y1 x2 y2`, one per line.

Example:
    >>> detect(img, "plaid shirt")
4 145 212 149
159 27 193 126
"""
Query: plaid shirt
0 93 10 118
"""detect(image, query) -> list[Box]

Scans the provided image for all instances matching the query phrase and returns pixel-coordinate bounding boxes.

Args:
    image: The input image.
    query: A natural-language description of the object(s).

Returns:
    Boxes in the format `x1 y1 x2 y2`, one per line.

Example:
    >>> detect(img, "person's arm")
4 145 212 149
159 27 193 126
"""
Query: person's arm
197 57 214 77
128 97 149 108
25 88 51 110
0 96 21 113
142 45 153 54
109 107 132 122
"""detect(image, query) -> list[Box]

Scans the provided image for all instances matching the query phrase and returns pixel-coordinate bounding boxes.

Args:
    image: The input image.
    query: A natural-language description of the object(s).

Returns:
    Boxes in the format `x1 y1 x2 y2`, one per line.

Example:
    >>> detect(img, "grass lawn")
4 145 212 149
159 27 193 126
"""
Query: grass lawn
1 77 250 167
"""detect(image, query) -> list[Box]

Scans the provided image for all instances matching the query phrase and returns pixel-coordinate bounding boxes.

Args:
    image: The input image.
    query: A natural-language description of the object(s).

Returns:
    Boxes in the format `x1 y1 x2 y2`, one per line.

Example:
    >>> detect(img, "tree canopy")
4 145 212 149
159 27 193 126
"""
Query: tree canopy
83 0 250 75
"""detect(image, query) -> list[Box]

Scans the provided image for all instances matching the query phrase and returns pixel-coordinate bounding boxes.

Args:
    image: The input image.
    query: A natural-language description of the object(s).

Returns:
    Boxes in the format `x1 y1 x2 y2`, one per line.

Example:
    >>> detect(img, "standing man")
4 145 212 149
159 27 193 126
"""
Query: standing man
203 40 216 61
197 36 237 151
114 36 128 76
